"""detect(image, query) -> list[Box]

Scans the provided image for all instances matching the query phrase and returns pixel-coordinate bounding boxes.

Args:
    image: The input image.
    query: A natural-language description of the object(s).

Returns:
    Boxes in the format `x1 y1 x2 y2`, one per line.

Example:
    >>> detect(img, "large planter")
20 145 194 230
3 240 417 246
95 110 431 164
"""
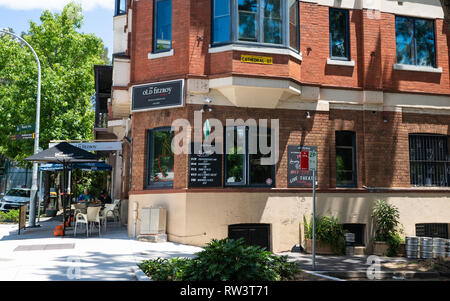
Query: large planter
373 241 406 256
305 238 335 255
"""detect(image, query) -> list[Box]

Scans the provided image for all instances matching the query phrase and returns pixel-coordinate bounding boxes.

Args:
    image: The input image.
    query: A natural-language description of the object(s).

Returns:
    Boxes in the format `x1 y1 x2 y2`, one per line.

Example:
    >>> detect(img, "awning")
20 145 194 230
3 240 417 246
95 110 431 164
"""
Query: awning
39 162 112 172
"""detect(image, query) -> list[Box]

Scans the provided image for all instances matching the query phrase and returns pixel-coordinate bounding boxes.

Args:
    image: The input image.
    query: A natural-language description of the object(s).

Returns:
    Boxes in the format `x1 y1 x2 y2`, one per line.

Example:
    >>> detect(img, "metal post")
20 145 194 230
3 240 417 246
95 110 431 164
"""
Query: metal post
312 168 316 271
37 168 42 223
0 29 41 228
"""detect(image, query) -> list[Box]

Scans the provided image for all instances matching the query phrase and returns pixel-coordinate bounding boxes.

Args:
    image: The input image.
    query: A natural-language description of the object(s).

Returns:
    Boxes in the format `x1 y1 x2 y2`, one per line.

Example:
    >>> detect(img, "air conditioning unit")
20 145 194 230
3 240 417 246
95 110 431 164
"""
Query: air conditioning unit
140 207 167 235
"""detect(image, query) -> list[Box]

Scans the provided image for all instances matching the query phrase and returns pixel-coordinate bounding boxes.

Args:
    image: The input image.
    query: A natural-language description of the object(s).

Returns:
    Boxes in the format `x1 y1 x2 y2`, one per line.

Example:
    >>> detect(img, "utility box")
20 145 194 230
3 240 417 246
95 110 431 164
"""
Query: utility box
140 207 167 235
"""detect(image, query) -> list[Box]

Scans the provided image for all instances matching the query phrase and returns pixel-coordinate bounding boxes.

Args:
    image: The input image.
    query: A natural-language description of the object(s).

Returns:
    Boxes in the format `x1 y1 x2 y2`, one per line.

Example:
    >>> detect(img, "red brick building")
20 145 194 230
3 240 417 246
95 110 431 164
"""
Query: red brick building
107 0 450 253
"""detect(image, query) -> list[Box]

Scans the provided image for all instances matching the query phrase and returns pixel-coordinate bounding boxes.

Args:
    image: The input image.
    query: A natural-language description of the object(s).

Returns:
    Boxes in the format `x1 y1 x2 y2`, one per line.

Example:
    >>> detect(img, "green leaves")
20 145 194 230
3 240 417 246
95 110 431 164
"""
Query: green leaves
139 238 302 281
372 200 404 256
303 215 346 254
0 2 107 164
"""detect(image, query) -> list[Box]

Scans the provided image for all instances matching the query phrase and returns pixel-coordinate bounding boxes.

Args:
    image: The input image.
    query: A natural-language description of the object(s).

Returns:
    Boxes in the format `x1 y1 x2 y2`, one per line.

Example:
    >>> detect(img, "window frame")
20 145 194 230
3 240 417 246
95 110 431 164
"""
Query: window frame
395 15 437 68
115 0 127 16
211 0 300 52
409 134 449 187
329 7 350 61
153 0 173 54
146 126 175 189
224 126 276 188
335 131 357 188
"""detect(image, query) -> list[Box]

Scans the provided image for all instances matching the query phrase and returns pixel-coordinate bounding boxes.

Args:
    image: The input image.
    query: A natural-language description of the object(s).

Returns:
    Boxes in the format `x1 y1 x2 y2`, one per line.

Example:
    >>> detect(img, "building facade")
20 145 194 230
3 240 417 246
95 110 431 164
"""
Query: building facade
110 0 450 252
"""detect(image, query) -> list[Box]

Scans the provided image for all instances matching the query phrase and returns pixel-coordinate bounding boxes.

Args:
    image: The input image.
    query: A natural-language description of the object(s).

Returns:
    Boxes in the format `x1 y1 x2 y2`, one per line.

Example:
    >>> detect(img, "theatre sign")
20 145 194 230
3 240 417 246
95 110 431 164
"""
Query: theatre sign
131 79 184 112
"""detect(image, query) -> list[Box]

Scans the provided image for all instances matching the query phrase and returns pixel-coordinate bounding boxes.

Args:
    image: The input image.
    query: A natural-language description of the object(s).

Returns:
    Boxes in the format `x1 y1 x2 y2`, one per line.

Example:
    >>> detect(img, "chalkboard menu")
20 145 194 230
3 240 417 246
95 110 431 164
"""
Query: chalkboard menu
287 145 317 188
132 79 184 112
189 143 222 188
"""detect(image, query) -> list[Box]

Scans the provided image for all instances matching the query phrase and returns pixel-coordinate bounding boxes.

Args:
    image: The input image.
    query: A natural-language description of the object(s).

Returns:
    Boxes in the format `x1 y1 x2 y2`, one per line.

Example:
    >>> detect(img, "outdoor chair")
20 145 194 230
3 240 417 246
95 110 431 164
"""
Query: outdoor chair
87 206 102 237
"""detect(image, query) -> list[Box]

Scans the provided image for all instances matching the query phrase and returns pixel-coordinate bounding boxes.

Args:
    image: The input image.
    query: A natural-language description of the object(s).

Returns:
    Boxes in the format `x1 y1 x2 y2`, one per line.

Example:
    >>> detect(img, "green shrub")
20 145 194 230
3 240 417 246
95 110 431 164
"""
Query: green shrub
139 238 302 281
0 209 19 223
182 238 279 281
303 215 345 254
372 200 404 256
138 257 190 281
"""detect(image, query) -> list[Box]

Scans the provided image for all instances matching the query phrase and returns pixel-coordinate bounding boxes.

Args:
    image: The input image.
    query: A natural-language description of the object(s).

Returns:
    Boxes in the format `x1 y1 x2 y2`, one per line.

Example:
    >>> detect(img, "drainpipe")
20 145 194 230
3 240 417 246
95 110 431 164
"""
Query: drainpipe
133 201 138 238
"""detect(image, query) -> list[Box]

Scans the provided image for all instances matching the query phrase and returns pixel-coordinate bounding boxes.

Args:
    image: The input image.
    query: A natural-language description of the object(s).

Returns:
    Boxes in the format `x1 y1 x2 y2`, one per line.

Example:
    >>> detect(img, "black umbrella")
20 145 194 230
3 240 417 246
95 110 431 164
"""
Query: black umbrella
25 142 100 235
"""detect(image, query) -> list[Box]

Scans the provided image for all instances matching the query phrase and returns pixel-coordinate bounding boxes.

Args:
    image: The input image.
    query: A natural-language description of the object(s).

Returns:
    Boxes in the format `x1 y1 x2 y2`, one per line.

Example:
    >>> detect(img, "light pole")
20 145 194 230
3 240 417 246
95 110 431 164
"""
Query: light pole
0 29 41 227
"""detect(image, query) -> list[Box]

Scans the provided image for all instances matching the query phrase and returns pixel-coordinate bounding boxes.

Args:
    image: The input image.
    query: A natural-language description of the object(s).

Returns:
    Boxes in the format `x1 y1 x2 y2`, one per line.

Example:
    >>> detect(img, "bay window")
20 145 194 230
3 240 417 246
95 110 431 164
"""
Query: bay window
212 0 300 51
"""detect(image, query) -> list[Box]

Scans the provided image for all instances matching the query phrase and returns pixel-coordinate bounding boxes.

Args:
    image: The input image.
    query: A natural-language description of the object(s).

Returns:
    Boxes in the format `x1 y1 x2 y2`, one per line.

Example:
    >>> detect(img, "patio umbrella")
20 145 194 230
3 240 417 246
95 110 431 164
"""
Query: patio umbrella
25 142 100 235
39 162 112 172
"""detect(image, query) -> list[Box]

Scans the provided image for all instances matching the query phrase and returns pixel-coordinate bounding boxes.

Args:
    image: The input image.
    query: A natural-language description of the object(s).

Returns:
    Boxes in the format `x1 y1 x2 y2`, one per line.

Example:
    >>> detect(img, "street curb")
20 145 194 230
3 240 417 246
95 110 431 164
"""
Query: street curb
318 270 441 280
132 265 152 281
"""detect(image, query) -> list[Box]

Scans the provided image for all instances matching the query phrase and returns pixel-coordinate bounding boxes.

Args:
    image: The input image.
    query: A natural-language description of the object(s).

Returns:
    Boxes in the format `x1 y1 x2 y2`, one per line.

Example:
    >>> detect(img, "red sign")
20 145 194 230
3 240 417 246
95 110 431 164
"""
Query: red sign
300 151 309 171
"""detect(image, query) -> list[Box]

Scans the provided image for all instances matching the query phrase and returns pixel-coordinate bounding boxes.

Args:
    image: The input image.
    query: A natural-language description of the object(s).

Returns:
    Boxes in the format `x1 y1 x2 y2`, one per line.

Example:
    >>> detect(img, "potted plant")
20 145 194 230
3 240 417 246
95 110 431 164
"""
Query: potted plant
372 200 404 256
303 215 345 255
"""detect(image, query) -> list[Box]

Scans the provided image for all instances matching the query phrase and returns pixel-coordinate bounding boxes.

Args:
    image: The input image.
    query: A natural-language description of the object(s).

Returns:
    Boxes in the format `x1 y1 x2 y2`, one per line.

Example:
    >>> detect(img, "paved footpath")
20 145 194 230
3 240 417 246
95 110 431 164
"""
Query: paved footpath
0 218 202 281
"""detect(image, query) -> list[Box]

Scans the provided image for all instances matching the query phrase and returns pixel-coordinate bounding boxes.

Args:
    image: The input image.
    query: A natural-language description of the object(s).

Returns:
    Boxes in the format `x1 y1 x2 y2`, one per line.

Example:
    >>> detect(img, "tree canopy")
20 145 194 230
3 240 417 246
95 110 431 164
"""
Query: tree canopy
0 2 109 164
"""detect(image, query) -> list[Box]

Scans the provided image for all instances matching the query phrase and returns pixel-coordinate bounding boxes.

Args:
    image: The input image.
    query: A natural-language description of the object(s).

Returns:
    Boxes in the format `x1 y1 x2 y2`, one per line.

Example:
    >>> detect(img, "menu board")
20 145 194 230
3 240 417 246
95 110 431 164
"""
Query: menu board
189 143 222 188
287 145 317 188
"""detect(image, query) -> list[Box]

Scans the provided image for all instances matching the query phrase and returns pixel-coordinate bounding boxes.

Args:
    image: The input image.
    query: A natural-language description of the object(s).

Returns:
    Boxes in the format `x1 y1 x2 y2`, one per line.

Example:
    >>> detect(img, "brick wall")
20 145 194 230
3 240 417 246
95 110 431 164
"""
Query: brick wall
130 105 450 192
128 1 449 95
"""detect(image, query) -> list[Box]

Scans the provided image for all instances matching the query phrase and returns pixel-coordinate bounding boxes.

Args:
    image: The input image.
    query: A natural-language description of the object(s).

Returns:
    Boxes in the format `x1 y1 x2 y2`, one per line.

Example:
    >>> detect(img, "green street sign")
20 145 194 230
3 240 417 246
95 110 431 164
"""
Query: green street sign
16 124 35 132
9 133 35 141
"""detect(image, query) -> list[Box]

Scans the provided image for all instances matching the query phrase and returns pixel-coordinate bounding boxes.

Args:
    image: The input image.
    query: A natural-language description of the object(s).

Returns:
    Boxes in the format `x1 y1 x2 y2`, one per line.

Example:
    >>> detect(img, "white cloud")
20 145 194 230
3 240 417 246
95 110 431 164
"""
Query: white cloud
0 0 114 11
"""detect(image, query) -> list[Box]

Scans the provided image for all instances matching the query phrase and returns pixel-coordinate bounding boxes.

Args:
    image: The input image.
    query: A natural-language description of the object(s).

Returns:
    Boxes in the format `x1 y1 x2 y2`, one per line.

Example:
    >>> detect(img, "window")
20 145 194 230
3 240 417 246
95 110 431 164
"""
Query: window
211 0 300 51
225 126 275 187
146 128 175 188
154 0 172 53
343 224 366 246
395 16 436 67
335 131 357 187
409 134 449 187
115 0 127 16
329 8 350 60
213 0 232 44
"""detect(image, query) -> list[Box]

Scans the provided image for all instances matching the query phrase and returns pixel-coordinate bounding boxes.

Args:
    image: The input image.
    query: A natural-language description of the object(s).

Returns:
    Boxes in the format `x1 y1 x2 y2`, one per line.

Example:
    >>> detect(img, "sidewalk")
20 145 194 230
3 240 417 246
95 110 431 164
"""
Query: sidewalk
0 217 202 281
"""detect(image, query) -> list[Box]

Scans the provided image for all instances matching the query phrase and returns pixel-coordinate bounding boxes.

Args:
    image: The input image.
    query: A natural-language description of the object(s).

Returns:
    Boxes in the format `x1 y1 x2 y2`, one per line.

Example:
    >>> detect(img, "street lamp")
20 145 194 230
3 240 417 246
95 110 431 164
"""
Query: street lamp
0 29 41 228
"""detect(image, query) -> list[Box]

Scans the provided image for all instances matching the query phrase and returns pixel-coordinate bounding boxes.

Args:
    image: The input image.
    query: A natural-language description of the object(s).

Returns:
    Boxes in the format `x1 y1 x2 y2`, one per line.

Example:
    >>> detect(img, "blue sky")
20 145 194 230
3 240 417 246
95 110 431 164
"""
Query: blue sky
0 0 114 60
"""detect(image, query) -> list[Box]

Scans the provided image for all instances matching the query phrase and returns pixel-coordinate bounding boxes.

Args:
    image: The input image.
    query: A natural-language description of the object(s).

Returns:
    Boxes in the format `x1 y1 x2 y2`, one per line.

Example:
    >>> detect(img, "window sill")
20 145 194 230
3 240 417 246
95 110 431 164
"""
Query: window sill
148 49 174 60
209 44 302 61
327 58 355 67
393 64 442 73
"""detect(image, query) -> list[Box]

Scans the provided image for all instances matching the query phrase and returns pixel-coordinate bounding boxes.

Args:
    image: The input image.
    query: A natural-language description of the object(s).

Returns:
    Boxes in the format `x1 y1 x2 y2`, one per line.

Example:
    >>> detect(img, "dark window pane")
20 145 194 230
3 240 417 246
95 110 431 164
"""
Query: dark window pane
330 9 348 59
115 0 127 15
409 135 448 187
225 127 246 185
239 0 258 41
336 131 356 187
148 129 174 186
396 17 414 65
213 0 231 43
336 131 354 147
249 128 273 186
155 0 172 51
289 0 299 50
414 19 435 66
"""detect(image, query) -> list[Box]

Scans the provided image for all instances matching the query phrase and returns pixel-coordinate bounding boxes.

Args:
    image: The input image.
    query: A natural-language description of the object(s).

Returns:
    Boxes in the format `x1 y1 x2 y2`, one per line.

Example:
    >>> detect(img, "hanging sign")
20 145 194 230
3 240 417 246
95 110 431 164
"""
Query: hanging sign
287 145 318 188
131 79 184 112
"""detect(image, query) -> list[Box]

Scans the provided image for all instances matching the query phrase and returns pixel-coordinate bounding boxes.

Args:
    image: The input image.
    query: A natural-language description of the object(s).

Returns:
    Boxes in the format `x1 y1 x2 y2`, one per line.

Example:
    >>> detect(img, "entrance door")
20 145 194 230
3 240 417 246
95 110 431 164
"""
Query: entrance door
228 224 271 251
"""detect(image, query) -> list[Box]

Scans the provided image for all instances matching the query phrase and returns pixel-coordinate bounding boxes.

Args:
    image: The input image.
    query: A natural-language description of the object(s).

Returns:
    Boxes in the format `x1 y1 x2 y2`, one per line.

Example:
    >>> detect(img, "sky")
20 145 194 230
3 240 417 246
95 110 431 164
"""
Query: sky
0 0 115 60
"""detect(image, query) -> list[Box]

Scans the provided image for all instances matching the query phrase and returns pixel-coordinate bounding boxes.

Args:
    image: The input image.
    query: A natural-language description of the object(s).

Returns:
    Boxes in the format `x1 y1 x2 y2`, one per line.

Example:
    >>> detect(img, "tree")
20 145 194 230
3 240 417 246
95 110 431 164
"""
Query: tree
0 2 108 164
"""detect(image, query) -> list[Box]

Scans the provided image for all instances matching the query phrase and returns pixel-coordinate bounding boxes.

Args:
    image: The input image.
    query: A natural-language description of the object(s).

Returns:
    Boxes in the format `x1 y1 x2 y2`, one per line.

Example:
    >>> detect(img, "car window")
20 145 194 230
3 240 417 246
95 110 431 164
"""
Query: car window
6 189 30 197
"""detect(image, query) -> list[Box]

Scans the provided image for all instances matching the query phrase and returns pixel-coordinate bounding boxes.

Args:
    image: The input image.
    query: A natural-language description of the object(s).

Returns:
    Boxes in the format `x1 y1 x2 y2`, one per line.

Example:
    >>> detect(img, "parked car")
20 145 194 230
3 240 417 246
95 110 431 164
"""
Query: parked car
0 188 31 211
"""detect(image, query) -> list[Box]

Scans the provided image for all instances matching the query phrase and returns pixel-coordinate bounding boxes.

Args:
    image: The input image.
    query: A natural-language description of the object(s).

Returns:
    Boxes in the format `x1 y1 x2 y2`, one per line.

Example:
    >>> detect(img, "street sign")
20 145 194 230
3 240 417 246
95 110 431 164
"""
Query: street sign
9 133 35 141
16 124 35 132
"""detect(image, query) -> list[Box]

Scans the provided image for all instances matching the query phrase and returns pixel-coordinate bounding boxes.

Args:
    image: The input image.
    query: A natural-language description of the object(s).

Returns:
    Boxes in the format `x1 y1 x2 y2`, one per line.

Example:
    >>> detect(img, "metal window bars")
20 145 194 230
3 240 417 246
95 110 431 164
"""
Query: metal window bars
409 134 449 187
